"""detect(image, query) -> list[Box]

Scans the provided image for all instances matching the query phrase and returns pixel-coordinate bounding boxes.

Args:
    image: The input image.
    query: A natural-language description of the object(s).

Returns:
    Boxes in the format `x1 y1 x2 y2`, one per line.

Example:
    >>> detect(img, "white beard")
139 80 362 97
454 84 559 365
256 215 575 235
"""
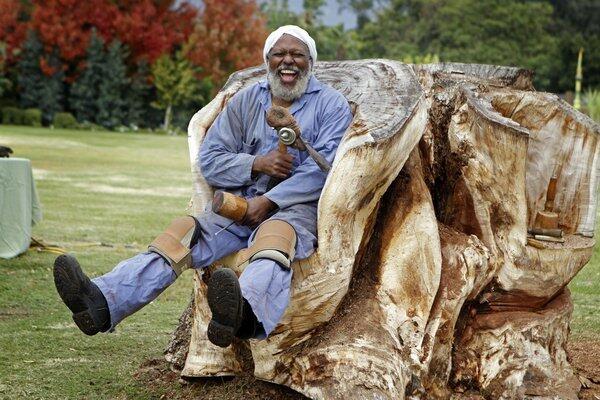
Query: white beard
267 67 311 102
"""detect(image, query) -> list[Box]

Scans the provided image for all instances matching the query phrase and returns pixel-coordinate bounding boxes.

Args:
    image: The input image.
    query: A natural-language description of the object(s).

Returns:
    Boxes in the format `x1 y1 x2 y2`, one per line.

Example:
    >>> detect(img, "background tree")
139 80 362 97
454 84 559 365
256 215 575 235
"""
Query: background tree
113 0 197 64
433 0 559 89
151 48 206 132
0 0 27 65
311 24 362 60
0 43 11 97
71 34 135 129
302 0 326 26
188 0 268 89
337 0 373 29
27 0 197 82
126 61 160 128
359 0 559 89
16 32 43 110
37 48 65 124
30 0 119 75
262 0 301 29
549 0 600 92
17 31 64 124
96 40 129 129
70 31 105 124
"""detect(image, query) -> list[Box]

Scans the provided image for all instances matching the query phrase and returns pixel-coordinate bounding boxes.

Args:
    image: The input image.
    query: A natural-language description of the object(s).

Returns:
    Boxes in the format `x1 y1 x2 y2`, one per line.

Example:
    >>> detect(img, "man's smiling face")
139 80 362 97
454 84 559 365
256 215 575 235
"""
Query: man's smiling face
267 34 311 102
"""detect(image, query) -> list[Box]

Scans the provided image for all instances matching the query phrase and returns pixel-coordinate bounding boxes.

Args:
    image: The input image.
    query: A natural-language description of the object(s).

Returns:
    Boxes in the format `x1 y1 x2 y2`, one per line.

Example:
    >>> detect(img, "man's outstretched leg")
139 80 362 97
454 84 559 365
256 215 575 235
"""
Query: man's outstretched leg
53 214 250 335
206 220 295 347
53 216 200 335
53 254 111 335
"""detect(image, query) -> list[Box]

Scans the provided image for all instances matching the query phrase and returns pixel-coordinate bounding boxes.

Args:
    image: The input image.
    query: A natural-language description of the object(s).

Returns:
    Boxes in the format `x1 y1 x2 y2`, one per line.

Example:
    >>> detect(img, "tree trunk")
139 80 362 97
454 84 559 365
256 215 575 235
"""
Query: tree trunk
166 61 600 399
163 103 172 132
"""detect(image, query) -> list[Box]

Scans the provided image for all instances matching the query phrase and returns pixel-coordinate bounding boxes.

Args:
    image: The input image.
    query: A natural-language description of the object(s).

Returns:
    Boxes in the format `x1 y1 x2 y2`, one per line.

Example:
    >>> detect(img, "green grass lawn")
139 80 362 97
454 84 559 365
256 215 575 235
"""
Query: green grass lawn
0 126 194 399
0 125 598 399
570 246 600 340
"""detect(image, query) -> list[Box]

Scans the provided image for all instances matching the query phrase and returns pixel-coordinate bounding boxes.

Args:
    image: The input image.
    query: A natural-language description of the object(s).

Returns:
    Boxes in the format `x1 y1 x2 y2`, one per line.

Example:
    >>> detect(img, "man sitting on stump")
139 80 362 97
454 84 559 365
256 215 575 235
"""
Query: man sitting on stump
53 25 353 348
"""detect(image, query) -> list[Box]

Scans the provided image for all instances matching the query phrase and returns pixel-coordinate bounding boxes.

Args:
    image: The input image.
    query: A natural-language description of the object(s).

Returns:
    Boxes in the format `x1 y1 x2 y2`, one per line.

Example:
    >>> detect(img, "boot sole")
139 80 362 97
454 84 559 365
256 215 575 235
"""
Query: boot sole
207 268 243 347
53 255 100 336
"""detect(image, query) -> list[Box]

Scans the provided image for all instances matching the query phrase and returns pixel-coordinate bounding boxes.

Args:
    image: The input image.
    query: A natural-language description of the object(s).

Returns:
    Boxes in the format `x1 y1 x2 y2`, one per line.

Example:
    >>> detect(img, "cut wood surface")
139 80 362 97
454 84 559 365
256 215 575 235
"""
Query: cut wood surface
167 61 600 399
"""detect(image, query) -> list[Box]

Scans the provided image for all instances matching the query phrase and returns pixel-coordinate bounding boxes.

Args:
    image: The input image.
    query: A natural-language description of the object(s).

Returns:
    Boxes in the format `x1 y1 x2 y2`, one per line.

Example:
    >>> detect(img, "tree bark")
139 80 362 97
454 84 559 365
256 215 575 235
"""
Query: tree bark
163 103 172 132
166 61 600 399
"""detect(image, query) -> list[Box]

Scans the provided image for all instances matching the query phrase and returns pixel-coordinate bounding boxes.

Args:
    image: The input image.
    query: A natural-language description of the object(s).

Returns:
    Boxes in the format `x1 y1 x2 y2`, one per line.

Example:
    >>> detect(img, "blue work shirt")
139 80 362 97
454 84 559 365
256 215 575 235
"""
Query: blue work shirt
199 75 353 259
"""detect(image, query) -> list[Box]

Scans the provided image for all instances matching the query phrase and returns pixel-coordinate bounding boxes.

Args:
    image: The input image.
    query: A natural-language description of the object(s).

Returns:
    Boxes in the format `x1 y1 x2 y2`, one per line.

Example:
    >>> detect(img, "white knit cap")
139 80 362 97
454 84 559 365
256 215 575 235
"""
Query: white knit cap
263 25 317 66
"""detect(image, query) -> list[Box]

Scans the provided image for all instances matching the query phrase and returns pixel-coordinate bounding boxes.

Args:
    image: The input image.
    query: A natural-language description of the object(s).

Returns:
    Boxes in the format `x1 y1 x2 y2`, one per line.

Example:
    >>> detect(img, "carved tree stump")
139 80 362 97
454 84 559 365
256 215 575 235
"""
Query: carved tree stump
165 61 600 399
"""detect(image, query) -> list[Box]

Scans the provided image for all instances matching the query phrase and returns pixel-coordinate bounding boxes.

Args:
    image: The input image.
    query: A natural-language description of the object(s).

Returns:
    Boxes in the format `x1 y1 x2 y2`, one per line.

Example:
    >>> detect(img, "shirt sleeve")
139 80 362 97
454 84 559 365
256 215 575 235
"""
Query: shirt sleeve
199 95 257 188
264 96 353 209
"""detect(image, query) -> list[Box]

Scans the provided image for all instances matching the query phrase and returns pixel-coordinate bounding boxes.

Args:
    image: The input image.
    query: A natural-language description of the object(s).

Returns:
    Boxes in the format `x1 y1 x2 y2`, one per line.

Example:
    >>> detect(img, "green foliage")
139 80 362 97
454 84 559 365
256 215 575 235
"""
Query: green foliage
439 0 558 89
583 89 600 122
38 50 65 124
302 0 326 25
263 0 301 30
70 32 141 130
17 31 65 124
549 0 600 93
151 49 209 132
52 112 78 129
312 24 362 61
22 108 42 126
96 40 129 129
126 61 161 129
401 53 440 64
1 107 42 126
1 106 24 124
70 31 105 124
3 0 597 127
151 52 199 112
360 0 560 89
337 0 373 29
0 42 12 98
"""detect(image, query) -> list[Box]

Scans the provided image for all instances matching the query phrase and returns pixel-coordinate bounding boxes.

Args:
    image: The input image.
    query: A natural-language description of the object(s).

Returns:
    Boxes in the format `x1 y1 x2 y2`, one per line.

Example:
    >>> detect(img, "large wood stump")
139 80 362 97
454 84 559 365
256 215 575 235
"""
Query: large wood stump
165 61 600 399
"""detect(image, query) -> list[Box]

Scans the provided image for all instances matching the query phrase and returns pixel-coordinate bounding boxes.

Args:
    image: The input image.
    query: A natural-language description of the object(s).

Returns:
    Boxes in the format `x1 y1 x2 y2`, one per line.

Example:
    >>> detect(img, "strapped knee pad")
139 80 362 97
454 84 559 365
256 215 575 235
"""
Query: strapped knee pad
235 220 296 269
148 216 198 276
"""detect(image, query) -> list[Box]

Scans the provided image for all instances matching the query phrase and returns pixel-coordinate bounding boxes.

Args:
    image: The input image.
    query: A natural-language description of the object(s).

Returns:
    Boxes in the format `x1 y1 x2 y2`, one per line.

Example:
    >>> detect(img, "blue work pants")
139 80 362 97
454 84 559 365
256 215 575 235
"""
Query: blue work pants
92 210 296 337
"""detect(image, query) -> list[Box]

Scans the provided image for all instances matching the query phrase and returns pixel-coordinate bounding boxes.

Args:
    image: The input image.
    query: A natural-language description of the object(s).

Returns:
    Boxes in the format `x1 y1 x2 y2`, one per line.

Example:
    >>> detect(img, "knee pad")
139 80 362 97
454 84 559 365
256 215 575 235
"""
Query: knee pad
148 216 198 276
236 220 296 269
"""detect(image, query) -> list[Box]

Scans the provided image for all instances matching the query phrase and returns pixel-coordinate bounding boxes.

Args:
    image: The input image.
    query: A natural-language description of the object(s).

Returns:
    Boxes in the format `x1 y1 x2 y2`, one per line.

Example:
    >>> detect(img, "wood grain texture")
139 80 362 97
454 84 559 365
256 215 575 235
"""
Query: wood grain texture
165 60 600 399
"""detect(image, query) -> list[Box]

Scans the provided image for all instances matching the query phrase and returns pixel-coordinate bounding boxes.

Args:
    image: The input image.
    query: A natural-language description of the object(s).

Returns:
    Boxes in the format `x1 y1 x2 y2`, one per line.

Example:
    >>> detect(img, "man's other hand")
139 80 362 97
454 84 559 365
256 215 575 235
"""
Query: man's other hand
242 196 277 228
252 150 294 179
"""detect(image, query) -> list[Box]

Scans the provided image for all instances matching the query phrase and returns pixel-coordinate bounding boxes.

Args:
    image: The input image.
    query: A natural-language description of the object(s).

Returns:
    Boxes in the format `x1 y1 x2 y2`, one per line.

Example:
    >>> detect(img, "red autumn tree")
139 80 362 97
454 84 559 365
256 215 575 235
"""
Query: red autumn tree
188 0 268 88
30 0 119 64
27 0 197 78
114 0 197 63
0 0 28 64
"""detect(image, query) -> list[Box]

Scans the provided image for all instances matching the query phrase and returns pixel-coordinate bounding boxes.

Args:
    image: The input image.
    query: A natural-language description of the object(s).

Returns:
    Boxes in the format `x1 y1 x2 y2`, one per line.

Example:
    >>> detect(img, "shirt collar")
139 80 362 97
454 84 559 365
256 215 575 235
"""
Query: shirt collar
304 75 322 93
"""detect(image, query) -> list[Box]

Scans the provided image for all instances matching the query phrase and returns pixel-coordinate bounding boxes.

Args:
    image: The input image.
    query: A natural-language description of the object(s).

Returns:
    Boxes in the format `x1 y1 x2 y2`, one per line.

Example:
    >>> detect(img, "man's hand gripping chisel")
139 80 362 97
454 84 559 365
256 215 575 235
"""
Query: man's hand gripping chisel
212 105 332 227
266 105 331 173
274 126 331 173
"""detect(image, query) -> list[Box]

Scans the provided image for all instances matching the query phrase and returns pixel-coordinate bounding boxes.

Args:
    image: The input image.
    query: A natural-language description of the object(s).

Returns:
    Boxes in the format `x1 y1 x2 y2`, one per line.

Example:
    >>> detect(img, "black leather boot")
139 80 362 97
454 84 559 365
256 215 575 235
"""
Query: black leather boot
53 254 111 335
206 268 265 347
206 268 244 347
235 298 264 340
